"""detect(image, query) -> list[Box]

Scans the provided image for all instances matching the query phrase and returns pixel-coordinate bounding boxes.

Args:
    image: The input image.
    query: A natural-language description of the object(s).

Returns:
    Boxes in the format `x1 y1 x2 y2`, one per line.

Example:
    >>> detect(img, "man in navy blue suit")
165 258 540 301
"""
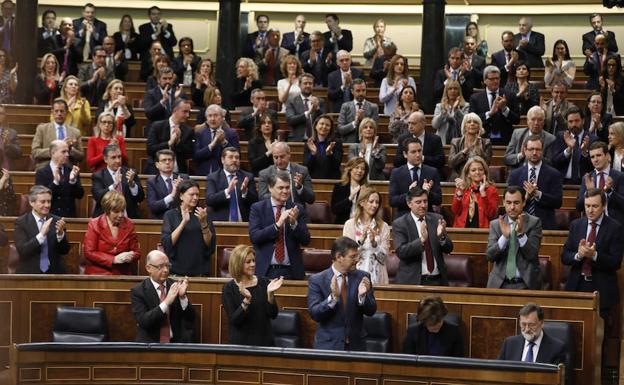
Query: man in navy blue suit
507 135 562 230
281 14 310 59
308 236 377 351
206 147 258 222
249 171 311 280
552 107 597 185
142 67 187 137
490 31 526 86
137 6 177 59
146 149 189 219
576 141 624 226
301 32 336 87
513 17 545 69
390 137 442 219
72 3 107 56
194 105 240 176
327 50 364 113
394 111 445 169
323 14 353 54
243 14 270 60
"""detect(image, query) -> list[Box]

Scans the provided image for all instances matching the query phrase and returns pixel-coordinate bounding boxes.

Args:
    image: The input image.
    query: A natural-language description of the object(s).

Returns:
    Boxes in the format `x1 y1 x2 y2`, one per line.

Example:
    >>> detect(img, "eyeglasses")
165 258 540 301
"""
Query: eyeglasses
100 120 114 125
149 262 171 270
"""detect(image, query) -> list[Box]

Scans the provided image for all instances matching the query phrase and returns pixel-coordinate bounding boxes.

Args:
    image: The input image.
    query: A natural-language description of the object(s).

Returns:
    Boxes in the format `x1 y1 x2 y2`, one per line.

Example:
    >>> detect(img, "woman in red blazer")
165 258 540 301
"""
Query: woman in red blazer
451 156 499 228
83 191 140 275
86 112 128 172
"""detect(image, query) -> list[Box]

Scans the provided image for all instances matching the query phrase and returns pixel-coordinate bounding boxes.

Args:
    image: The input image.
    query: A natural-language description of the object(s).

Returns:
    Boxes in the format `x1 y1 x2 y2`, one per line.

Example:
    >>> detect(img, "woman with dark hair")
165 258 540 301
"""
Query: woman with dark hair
191 58 220 107
388 85 420 142
173 37 202 87
379 54 416 115
34 53 63 105
96 79 136 137
544 39 576 88
331 157 368 225
601 55 624 116
161 179 216 277
222 245 282 346
37 9 57 56
0 48 17 104
248 114 277 176
141 41 165 82
432 79 470 144
145 54 173 91
0 167 16 216
348 118 387 181
195 87 231 127
403 296 464 357
113 14 139 61
505 60 539 116
304 114 343 179
465 22 487 57
451 156 498 228
584 92 612 143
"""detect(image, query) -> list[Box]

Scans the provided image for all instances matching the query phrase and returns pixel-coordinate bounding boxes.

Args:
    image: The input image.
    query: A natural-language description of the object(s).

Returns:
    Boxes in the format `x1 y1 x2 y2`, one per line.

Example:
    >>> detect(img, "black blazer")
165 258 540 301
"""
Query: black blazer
469 89 520 145
576 168 624 228
498 332 566 364
490 48 527 85
433 67 475 101
583 112 612 143
327 67 364 113
142 87 188 137
281 31 310 58
137 22 177 59
582 30 618 54
205 169 259 221
146 173 189 219
130 278 195 343
513 31 545 69
303 140 343 179
331 183 356 225
301 47 337 87
145 120 194 175
35 163 85 218
323 29 353 53
14 213 70 274
113 31 140 61
402 322 464 357
73 17 107 49
551 130 597 185
394 132 445 169
49 34 83 76
232 78 263 108
389 164 442 219
34 76 60 105
92 166 145 218
237 107 278 140
247 138 274 176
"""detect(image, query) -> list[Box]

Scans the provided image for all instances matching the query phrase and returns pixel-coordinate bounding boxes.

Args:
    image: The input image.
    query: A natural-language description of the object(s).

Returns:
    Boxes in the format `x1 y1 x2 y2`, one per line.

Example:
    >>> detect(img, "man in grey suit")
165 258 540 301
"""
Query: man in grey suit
392 187 453 286
337 79 379 143
77 45 115 106
542 82 576 134
504 106 556 168
258 141 315 205
486 185 543 290
285 73 325 141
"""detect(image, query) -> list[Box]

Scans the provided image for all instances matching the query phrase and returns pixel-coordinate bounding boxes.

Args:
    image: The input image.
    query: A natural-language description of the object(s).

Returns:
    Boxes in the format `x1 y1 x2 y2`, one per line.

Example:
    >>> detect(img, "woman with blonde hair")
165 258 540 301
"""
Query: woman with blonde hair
233 57 262 107
363 18 392 66
608 122 624 171
379 54 416 115
451 156 499 228
57 75 91 136
191 58 219 107
432 79 470 144
343 186 390 285
96 79 135 137
196 87 231 127
331 157 368 224
87 112 128 172
34 53 63 105
348 118 387 180
447 113 492 180
277 55 303 111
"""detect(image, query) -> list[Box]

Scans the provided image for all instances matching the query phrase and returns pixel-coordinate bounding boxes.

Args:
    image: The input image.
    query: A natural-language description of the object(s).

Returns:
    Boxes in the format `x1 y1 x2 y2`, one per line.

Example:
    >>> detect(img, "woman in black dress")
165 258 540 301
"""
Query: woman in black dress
113 14 139 61
248 114 277 176
222 245 283 346
303 114 343 179
331 157 369 224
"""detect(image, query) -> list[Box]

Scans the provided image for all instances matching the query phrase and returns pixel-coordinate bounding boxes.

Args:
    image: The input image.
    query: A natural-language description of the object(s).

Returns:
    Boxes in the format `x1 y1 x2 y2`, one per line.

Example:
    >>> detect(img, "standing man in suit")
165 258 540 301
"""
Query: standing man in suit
542 82 577 134
576 141 624 226
237 89 278 140
249 171 311 280
390 137 442 219
0 104 21 170
146 149 189 219
514 17 545 69
258 29 289 87
92 143 144 218
498 303 566 364
462 36 486 89
281 14 310 59
31 99 84 170
490 31 527 86
486 186 543 289
14 185 70 274
78 45 115 106
392 187 453 285
301 32 336 87
469 66 520 145
504 106 556 169
0 0 15 56
327 50 364 113
285 73 325 141
194 105 241 176
323 14 353 54
130 249 195 343
143 67 186 137
73 3 107 59
138 6 177 59
562 188 623 318
146 98 194 175
206 147 258 222
258 141 315 205
552 107 597 185
243 14 270 60
308 236 377 351
582 13 618 55
35 140 84 218
583 34 619 91
434 47 475 102
337 79 379 143
102 35 129 81
507 136 563 230
49 17 83 77
394 111 445 169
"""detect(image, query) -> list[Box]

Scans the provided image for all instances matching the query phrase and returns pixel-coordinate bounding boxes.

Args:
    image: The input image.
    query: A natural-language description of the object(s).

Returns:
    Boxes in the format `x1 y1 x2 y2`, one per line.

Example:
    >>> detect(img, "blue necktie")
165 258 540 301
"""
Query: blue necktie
524 341 535 362
526 167 536 215
166 177 173 194
57 126 65 140
39 218 50 273
228 174 239 222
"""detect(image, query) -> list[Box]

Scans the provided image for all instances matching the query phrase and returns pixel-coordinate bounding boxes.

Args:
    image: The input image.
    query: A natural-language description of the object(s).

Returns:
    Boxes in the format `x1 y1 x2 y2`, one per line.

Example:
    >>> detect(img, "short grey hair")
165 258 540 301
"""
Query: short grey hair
483 65 501 81
28 185 52 203
205 104 226 117
527 105 545 119
48 139 65 153
336 50 350 60
271 141 290 154
146 250 168 265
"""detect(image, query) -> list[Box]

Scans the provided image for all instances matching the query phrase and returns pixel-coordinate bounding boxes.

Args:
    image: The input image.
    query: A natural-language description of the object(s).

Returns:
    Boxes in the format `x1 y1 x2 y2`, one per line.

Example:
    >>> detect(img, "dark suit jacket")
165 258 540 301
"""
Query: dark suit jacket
303 140 343 179
77 63 115 106
248 138 274 176
49 34 83 76
113 31 140 61
370 55 388 87
205 169 258 221
301 48 336 87
584 51 620 90
194 126 241 176
552 130 597 184
498 332 566 364
576 168 624 226
307 267 377 351
513 31 545 69
0 126 21 170
583 113 612 143
35 163 85 218
433 67 474 101
237 107 278 140
284 95 326 141
138 22 177 59
394 132 445 169
323 29 353 53
92 167 145 218
561 215 623 309
582 30 618 54
72 17 107 50
146 173 189 219
146 120 194 174
465 54 486 89
327 68 364 113
243 31 265 59
14 213 70 274
402 322 464 356
389 164 442 218
507 164 562 230
130 278 195 343
248 198 311 279
281 31 310 58
331 183 354 225
490 48 527 85
469 89 520 145
392 212 453 284
142 87 188 137
258 163 315 204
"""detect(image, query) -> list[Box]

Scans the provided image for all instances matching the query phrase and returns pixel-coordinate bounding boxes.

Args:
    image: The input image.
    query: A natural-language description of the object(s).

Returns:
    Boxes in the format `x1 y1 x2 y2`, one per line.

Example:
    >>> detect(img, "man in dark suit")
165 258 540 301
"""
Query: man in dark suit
583 34 619 90
237 89 278 140
0 0 15 55
392 187 453 285
92 143 144 219
77 46 115 106
513 17 545 69
504 106 556 169
327 50 364 113
498 303 566 365
562 188 623 318
307 236 377 351
249 171 311 280
394 111 445 169
301 31 336 87
138 6 177 59
49 18 83 76
102 35 129 81
206 147 258 222
390 137 442 219
434 47 475 102
14 185 70 274
507 136 563 230
582 13 618 55
285 73 325 141
258 29 289 87
130 249 195 343
323 14 353 53
146 99 194 175
576 141 624 226
469 66 520 145
143 66 186 137
281 14 310 59
146 149 189 219
0 104 21 170
34 140 84 218
337 79 379 143
552 107 597 185
243 14 270 60
462 36 486 89
72 3 107 57
486 186 543 289
194 105 241 176
490 31 527 86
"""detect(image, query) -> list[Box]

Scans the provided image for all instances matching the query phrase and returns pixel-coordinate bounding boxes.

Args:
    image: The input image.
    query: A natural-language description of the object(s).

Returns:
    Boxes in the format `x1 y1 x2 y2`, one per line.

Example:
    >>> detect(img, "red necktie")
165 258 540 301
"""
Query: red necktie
582 222 597 277
265 48 276 85
598 172 605 190
158 284 171 343
275 205 285 263
420 218 435 273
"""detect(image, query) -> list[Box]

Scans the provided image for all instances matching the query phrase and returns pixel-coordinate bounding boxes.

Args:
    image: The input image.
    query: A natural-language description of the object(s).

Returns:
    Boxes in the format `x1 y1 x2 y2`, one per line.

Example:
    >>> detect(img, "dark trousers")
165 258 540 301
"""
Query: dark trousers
266 265 294 280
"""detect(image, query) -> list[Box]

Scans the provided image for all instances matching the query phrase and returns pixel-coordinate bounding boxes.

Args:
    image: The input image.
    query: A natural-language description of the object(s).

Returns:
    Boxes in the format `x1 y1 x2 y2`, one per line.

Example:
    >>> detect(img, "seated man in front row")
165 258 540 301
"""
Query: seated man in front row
146 149 189 219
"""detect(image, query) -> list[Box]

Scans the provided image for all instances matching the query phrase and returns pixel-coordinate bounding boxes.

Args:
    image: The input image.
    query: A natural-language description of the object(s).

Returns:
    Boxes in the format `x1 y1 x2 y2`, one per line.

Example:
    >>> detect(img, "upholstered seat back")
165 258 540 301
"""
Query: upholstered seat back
52 306 108 342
